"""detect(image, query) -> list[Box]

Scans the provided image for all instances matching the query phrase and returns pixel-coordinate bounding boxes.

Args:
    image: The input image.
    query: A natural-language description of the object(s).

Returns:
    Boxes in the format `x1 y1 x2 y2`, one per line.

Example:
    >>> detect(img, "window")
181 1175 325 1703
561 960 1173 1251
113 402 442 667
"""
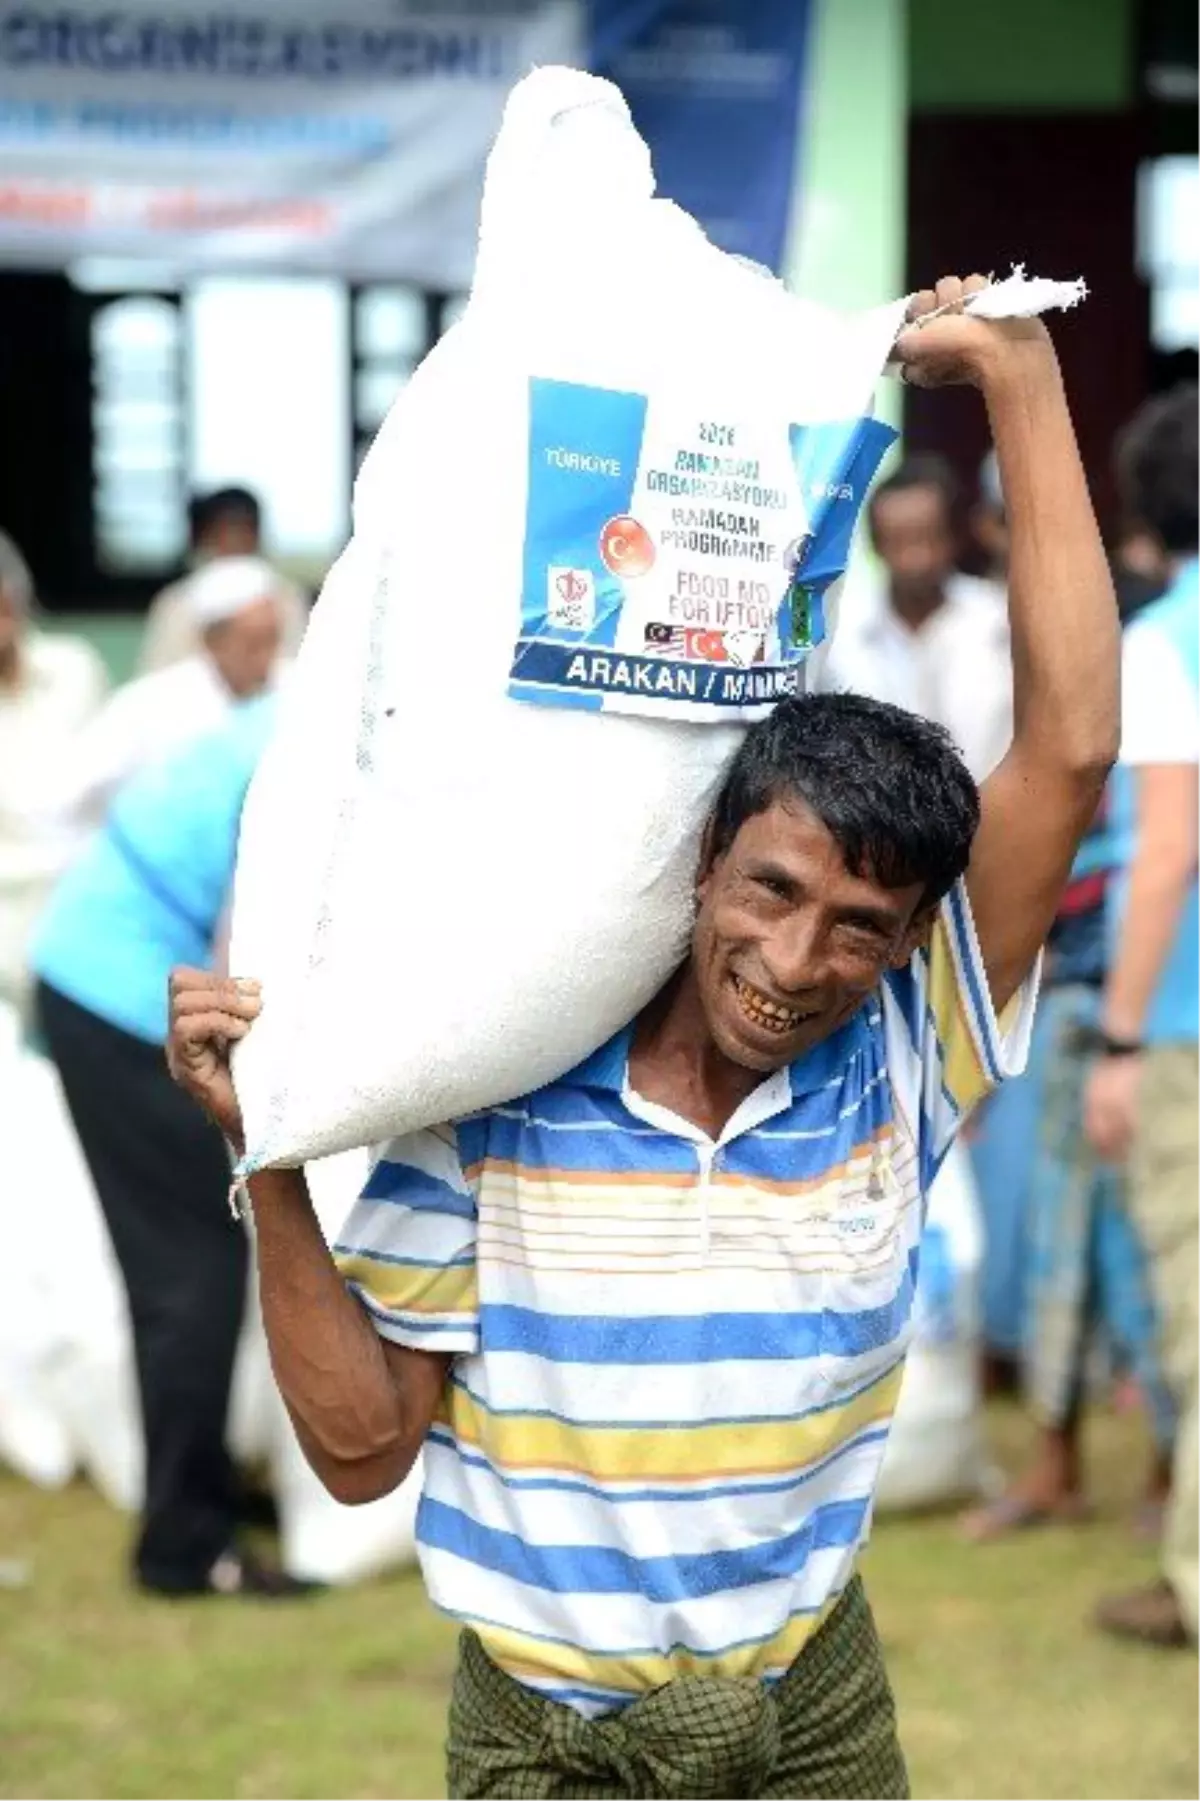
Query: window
187 277 351 568
1137 156 1199 353
90 295 186 574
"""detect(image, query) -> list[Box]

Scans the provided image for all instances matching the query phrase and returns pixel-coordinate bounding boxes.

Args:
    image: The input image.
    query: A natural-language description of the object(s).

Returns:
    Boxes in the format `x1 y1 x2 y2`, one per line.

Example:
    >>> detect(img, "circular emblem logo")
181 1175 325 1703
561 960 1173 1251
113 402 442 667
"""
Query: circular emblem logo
600 515 656 578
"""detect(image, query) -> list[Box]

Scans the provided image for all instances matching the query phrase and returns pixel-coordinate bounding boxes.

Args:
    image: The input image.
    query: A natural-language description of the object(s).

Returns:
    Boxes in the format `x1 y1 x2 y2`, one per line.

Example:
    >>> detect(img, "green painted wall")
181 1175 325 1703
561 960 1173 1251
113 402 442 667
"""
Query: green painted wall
909 0 1134 111
48 614 142 687
784 0 907 432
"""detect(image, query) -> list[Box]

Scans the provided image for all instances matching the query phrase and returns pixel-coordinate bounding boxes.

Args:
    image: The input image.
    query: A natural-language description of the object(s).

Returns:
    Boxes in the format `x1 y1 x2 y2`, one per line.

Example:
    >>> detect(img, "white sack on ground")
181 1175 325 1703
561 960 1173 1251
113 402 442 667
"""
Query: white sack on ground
875 1138 988 1512
230 65 1088 1171
0 1004 75 1489
0 1039 420 1582
0 1023 143 1508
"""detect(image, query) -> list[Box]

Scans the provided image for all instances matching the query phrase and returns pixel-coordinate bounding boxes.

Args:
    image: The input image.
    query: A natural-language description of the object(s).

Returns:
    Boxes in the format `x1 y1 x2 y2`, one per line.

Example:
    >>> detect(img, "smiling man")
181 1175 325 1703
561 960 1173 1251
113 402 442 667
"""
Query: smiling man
167 278 1120 1800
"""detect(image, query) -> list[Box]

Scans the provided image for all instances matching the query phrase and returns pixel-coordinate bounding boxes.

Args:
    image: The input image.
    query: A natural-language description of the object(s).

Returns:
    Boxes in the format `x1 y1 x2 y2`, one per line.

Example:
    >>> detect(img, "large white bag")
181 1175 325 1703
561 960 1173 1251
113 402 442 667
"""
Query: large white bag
230 67 904 1170
230 68 1086 1172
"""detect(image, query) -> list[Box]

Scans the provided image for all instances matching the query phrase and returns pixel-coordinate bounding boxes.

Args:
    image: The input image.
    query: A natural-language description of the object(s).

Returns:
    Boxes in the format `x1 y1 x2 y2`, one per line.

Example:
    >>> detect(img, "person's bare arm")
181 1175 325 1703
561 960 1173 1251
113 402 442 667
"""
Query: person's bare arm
247 1167 448 1504
1084 763 1199 1160
896 277 1120 1015
167 968 448 1504
1102 763 1198 1038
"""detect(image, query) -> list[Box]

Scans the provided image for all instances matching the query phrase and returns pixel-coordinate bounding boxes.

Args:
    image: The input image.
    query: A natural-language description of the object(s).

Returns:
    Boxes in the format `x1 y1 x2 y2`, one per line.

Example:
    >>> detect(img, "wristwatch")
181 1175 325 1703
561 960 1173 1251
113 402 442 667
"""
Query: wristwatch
1071 1024 1144 1058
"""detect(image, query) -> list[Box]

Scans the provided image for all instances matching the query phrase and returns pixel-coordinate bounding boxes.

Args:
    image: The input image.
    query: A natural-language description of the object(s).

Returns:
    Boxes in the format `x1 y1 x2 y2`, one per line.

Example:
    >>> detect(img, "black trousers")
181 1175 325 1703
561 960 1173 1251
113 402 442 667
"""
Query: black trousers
37 981 248 1589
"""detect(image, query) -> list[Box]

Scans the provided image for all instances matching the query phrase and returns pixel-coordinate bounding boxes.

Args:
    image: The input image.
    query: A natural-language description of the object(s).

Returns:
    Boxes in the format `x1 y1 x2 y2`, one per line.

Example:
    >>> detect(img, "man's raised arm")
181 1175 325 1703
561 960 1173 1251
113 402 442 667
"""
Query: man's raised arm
896 275 1121 1013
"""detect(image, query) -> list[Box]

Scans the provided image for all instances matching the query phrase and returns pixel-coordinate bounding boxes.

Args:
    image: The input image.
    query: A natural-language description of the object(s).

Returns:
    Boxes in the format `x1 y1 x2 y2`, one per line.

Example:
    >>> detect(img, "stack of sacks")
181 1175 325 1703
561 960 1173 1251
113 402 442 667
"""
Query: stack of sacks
0 1013 419 1582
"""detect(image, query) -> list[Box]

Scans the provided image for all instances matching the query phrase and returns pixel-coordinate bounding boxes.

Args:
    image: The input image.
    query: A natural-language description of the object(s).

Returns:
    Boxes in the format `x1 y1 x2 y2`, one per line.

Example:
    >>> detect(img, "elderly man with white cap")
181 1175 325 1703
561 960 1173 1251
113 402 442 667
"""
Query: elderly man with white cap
56 555 288 828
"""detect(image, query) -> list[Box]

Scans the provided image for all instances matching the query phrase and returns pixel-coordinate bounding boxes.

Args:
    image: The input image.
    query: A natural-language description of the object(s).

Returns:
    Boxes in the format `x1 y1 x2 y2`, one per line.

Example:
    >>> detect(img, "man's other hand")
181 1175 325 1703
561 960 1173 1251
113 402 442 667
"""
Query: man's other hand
1083 1053 1143 1164
894 273 1056 391
167 967 260 1151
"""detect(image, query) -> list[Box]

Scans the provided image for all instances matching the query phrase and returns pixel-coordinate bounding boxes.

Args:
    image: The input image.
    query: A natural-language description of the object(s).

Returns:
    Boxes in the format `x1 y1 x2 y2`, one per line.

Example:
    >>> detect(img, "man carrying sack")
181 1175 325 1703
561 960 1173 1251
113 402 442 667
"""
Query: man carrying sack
168 279 1119 1799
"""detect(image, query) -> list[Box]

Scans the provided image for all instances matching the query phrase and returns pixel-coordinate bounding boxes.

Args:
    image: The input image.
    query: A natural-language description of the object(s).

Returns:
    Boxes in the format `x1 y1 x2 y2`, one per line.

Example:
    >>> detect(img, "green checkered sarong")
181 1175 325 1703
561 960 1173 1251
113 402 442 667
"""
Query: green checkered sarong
445 1576 910 1799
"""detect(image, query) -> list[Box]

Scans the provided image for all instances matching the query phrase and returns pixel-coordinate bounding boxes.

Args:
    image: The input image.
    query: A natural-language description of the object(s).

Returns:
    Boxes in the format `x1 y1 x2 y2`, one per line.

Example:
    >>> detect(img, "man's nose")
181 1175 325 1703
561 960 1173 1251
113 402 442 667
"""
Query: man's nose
760 916 828 997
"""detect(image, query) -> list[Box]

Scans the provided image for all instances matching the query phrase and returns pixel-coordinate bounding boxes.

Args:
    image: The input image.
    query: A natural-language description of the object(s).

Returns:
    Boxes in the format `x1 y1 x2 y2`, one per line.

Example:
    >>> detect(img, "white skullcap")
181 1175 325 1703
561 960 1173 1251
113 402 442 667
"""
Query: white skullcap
181 556 278 631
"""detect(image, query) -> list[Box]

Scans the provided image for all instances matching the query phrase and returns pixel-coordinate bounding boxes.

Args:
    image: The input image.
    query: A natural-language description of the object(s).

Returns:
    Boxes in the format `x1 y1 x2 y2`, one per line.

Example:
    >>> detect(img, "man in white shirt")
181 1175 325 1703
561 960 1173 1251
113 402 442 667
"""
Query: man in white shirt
138 487 308 676
61 556 288 827
0 531 108 1011
814 455 1013 784
1085 384 1198 1648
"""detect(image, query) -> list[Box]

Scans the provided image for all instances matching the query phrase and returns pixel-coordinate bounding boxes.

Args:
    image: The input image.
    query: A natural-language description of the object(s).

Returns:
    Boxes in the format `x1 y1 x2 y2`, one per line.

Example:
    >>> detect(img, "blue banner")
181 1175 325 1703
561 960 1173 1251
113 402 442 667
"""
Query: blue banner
591 0 813 274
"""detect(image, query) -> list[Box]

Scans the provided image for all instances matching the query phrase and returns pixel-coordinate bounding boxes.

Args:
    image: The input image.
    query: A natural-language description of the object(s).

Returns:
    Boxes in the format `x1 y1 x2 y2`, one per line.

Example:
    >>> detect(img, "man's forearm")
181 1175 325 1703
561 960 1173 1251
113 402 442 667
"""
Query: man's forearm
983 348 1119 776
1104 855 1194 1040
247 1167 423 1502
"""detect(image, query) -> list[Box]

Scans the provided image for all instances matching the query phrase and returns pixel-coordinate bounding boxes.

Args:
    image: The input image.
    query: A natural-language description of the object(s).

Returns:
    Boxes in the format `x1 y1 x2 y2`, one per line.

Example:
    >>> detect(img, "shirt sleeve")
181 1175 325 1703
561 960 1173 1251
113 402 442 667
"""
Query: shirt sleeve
332 1123 479 1355
881 878 1041 1188
1120 621 1200 767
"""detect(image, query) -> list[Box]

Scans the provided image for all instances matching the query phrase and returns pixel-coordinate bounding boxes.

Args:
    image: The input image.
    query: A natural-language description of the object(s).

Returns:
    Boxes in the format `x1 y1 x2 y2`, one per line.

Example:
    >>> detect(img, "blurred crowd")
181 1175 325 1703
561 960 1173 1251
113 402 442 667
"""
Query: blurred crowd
0 387 1195 1643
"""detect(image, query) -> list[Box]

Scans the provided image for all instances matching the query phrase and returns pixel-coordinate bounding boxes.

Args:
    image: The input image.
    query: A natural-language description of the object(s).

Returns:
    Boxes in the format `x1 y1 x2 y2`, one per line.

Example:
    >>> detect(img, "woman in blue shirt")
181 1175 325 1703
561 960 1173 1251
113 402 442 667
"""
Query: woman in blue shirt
33 697 308 1600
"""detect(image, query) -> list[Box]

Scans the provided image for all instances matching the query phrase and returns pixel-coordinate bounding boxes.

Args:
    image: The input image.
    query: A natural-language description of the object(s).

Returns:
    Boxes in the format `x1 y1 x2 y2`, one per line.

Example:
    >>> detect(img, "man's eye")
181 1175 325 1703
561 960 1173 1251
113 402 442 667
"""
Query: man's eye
753 874 791 900
840 918 887 946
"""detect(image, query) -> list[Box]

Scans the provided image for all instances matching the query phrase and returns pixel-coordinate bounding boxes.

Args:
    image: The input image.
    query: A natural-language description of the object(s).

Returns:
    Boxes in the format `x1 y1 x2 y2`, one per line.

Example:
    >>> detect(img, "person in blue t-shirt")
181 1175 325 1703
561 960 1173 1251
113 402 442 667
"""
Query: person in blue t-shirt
33 696 311 1601
1085 385 1199 1648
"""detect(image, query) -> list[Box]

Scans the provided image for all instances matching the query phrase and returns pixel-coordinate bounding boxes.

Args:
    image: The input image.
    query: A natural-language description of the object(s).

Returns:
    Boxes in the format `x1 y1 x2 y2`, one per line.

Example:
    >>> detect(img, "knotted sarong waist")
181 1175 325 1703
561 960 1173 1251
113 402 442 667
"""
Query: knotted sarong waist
446 1575 910 1799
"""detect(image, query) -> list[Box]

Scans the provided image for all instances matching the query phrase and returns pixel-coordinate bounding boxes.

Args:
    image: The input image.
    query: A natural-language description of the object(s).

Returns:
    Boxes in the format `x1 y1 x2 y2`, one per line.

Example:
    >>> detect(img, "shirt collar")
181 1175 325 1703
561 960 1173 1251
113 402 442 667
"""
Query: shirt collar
565 1004 877 1104
564 1025 634 1092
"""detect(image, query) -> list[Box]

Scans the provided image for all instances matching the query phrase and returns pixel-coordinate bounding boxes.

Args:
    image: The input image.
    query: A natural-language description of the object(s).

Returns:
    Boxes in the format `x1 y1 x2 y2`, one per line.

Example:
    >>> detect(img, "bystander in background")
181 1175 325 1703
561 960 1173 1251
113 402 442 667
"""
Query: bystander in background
60 555 289 828
1087 385 1199 1649
138 487 308 675
813 454 1012 783
31 698 312 1601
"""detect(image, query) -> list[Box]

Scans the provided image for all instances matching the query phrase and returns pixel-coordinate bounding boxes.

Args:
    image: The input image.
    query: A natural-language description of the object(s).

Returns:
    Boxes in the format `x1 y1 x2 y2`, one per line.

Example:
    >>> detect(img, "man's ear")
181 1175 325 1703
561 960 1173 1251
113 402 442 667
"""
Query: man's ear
695 817 723 899
891 902 938 969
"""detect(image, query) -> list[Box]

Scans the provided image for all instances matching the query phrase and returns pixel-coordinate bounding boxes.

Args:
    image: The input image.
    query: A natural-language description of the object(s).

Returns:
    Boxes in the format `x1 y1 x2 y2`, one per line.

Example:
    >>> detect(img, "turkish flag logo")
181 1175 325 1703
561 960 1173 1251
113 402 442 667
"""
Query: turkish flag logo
600 515 656 578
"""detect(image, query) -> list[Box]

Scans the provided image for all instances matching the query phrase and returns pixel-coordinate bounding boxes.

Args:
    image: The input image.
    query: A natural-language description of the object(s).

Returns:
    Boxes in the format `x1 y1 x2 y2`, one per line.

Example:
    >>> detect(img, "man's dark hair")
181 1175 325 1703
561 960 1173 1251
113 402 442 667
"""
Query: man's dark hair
1116 384 1198 557
710 691 980 911
187 485 262 546
867 454 959 534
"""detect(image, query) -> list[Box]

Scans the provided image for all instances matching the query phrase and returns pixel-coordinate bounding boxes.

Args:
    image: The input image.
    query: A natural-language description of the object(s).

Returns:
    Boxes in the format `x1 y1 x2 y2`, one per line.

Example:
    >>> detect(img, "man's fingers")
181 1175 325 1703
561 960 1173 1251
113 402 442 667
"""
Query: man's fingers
905 288 937 323
173 1009 253 1046
170 967 260 1001
934 274 965 311
963 272 990 298
171 984 261 1021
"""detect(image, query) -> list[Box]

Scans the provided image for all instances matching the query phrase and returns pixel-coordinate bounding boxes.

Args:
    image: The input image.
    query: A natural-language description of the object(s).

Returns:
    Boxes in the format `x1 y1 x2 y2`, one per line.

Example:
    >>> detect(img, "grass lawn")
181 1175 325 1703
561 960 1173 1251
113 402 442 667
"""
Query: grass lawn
1 1403 1195 1800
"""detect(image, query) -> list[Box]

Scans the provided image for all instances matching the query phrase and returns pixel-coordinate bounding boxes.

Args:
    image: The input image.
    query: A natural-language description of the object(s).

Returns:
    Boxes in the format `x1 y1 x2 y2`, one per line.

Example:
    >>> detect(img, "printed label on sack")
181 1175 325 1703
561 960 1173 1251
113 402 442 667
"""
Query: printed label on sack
509 378 896 720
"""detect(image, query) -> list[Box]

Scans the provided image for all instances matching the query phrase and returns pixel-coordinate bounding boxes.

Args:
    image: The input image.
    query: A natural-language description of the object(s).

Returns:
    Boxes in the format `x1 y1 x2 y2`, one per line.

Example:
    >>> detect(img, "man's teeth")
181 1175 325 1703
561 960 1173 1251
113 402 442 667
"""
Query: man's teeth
733 976 805 1033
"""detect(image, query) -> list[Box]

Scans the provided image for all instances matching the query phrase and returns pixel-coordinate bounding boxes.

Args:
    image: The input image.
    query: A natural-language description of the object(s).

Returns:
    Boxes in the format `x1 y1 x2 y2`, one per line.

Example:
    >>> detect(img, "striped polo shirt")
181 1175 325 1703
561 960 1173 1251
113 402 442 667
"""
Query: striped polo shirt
334 879 1036 1715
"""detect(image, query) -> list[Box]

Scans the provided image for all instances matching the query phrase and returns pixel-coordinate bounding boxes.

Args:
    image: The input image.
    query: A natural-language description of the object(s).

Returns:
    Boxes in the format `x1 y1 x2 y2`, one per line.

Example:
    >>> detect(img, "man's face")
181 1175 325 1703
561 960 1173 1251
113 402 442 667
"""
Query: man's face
205 596 282 698
870 484 955 608
692 797 929 1075
205 513 260 558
